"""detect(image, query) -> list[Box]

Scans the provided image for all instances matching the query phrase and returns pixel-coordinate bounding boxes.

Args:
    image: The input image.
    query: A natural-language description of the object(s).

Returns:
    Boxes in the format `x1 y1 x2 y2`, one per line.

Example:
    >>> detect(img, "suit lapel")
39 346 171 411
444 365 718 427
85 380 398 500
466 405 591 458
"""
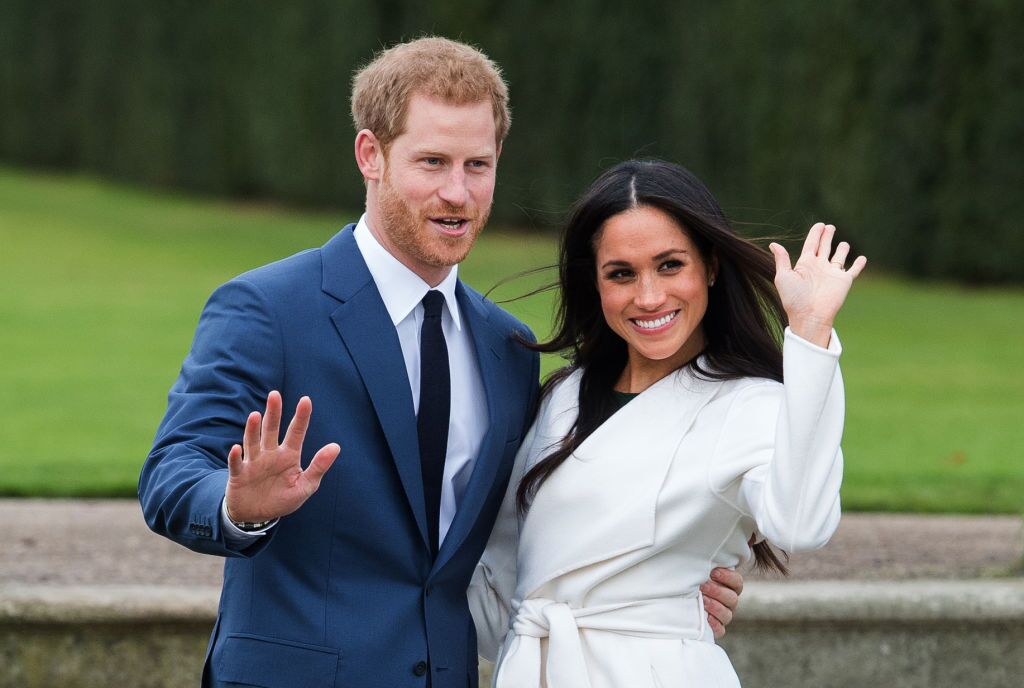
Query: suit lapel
517 366 721 598
434 283 510 572
322 227 429 551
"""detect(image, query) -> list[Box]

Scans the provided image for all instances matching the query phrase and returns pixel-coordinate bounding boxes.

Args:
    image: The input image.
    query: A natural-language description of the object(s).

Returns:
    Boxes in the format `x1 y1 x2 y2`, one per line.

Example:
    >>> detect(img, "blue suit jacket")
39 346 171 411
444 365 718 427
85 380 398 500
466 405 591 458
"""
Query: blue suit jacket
139 225 540 688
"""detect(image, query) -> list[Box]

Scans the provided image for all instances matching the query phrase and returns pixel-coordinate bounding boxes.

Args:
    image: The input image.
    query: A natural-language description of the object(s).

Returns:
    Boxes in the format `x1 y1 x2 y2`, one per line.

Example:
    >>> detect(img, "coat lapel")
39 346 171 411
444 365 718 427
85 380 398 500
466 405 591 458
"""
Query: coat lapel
517 366 721 598
434 283 510 572
322 227 429 551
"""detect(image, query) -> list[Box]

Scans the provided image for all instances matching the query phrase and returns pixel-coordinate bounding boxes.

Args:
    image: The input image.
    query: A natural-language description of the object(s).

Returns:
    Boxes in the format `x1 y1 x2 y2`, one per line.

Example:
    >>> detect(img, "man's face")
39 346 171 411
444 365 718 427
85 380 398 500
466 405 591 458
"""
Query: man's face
371 94 498 283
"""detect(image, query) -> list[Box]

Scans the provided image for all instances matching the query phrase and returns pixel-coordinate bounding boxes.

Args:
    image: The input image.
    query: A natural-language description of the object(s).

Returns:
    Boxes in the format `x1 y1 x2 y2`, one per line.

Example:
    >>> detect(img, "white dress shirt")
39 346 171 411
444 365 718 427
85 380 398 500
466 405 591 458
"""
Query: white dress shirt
223 215 489 546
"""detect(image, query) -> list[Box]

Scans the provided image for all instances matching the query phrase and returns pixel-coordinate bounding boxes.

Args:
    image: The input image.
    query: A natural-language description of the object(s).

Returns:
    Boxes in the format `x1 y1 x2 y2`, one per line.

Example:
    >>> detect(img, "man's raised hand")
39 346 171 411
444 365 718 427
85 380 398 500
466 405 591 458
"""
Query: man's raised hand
224 391 340 523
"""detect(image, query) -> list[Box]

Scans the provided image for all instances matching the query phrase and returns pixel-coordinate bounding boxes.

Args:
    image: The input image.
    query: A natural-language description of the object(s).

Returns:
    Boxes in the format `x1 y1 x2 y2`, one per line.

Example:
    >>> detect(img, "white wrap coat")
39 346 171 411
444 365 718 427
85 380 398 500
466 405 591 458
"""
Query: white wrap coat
469 328 845 687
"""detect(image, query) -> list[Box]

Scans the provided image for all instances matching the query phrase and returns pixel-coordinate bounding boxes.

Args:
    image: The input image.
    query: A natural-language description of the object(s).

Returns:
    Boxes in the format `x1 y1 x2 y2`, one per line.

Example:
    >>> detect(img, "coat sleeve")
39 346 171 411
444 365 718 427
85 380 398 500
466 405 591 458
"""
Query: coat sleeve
137 278 284 558
709 328 845 553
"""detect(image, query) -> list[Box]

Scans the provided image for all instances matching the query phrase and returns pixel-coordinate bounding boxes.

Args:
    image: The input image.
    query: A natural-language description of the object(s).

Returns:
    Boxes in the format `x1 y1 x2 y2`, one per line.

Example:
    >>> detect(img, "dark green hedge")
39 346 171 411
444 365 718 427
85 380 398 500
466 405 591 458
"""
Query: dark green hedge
2 1 1021 282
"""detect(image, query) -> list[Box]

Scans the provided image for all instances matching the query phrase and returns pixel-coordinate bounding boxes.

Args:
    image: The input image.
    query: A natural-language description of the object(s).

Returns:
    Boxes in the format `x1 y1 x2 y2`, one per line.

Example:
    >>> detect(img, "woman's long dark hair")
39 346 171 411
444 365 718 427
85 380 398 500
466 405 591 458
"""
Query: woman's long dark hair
518 159 789 574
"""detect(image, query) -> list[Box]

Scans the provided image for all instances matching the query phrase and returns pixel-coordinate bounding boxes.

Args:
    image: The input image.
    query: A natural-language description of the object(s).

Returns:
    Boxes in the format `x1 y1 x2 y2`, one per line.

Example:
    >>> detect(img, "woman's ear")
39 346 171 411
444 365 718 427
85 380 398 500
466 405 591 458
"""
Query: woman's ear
707 255 719 287
354 129 384 182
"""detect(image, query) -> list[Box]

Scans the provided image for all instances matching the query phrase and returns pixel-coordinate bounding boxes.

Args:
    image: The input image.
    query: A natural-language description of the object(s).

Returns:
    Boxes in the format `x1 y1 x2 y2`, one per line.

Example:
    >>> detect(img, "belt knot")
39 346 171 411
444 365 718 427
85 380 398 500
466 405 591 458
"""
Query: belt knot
495 596 707 687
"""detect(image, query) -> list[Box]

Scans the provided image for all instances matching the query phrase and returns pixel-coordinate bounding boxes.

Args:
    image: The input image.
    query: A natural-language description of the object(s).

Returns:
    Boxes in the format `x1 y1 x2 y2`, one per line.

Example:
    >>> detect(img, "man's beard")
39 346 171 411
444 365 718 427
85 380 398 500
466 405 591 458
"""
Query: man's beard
376 172 489 269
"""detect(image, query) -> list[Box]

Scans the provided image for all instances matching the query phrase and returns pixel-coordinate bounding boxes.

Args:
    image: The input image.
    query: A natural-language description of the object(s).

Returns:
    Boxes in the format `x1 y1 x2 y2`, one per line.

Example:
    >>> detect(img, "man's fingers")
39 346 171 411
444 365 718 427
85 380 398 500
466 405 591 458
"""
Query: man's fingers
707 614 726 640
848 255 868 279
703 593 734 628
768 242 791 278
301 443 341 492
701 579 740 615
800 222 825 259
283 396 313 451
712 566 745 596
227 444 243 477
242 411 262 460
261 390 283 450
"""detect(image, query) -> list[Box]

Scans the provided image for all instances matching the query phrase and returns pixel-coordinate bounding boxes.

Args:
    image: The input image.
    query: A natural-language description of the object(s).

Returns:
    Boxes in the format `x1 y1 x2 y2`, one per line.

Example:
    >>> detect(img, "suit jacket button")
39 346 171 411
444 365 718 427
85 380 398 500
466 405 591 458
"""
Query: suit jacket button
413 660 428 676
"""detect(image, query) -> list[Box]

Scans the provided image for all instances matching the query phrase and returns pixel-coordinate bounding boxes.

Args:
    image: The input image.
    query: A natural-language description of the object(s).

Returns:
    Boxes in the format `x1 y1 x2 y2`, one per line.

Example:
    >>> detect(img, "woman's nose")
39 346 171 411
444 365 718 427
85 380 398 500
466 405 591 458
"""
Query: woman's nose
634 275 665 309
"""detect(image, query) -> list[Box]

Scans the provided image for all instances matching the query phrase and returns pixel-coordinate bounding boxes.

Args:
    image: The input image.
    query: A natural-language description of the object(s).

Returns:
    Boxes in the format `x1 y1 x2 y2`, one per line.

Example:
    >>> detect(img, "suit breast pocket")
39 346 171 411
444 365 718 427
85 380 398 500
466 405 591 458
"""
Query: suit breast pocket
216 633 340 687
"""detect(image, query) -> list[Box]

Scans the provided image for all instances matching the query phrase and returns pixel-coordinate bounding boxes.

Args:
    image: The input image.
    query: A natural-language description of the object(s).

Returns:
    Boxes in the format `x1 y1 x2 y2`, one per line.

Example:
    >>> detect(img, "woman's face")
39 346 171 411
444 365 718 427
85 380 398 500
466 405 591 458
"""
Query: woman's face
594 205 712 375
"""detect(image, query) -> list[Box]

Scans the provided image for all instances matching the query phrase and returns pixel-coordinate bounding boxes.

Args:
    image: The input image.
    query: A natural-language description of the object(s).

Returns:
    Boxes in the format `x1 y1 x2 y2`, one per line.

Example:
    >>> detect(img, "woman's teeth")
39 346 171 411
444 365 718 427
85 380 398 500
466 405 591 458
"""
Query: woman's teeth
633 312 678 329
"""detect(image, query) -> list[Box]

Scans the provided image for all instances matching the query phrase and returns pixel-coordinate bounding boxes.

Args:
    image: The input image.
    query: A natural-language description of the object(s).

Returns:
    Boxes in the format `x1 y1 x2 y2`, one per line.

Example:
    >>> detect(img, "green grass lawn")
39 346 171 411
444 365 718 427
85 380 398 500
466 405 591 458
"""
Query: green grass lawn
1 166 1021 513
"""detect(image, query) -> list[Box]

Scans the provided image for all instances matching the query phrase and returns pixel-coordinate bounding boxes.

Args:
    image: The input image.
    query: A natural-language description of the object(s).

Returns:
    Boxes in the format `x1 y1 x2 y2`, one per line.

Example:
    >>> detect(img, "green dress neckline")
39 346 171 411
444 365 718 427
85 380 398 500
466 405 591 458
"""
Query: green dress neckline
612 390 640 409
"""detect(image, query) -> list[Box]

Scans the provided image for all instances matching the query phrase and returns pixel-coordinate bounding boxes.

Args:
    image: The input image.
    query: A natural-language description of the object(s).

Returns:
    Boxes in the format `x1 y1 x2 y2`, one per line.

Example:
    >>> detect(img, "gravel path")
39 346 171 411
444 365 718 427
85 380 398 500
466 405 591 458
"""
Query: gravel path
1 499 1020 586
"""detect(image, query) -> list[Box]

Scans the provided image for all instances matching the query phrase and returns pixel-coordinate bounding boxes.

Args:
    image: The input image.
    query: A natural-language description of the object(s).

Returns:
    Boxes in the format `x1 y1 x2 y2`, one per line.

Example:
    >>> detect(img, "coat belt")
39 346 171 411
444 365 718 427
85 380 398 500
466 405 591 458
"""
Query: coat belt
494 596 708 688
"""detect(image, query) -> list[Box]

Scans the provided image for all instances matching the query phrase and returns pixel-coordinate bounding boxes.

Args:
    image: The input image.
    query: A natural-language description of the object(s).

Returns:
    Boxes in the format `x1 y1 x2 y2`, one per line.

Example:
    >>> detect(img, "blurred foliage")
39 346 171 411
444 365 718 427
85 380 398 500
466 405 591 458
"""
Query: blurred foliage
0 0 1021 281
1 166 1022 510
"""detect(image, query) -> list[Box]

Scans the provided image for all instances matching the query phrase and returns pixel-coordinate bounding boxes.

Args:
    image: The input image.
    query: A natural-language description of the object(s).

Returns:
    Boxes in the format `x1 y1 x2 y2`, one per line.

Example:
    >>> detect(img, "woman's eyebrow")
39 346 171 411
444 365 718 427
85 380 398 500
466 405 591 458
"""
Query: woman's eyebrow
652 248 689 260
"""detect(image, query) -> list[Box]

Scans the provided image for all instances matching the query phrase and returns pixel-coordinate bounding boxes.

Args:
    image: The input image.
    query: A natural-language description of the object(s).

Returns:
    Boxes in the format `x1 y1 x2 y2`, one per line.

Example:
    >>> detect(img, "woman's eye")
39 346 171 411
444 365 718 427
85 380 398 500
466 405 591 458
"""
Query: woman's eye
605 269 633 281
658 259 683 272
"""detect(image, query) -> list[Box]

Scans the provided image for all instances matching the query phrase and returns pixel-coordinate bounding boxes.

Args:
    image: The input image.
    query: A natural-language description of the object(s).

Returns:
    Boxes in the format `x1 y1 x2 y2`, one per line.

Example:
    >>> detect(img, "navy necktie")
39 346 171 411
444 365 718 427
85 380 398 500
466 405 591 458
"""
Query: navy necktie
417 290 450 558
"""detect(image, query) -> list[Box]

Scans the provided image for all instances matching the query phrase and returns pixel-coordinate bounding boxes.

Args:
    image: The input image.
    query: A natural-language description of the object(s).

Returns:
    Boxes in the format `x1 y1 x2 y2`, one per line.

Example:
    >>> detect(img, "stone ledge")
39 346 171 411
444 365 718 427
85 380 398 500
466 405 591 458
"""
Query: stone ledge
733 579 1024 623
0 584 219 624
2 580 1022 688
5 579 1022 625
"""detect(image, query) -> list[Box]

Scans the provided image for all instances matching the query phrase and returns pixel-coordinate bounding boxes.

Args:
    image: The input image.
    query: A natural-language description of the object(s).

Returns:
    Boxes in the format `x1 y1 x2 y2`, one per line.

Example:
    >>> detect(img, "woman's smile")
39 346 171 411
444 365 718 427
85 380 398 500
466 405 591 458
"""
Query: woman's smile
629 309 680 332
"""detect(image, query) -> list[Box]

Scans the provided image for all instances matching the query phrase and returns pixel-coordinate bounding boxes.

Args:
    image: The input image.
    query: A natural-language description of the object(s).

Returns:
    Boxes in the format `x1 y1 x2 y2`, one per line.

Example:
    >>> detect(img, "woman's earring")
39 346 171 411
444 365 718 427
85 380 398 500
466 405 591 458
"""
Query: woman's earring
708 277 716 287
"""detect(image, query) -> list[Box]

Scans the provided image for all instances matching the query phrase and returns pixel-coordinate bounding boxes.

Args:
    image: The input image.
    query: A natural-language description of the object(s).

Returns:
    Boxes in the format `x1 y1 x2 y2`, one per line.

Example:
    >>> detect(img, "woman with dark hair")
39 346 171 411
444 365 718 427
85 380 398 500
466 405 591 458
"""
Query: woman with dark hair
470 159 865 686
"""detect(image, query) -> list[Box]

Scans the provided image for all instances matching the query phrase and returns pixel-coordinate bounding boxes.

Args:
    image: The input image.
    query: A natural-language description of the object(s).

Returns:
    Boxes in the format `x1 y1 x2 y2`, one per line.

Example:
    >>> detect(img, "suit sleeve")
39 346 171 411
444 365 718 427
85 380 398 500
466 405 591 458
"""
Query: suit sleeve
138 278 284 558
709 328 845 553
468 388 548 662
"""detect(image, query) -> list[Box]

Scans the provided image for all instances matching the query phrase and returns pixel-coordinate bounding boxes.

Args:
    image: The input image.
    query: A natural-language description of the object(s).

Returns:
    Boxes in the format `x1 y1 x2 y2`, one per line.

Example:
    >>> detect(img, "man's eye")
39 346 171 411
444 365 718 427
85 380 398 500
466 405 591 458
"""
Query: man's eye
424 158 442 166
467 160 487 169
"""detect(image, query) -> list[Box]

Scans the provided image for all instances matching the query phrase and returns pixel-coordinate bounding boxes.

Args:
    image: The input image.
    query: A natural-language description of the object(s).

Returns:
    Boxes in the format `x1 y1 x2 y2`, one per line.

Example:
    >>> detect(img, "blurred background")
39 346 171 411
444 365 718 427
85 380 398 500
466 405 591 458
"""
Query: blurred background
0 0 1021 514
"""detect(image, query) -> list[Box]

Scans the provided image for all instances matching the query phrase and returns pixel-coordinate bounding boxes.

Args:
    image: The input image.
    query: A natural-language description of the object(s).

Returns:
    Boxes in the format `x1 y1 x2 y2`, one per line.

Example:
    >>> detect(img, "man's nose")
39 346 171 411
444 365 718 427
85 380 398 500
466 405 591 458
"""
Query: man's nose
437 168 469 207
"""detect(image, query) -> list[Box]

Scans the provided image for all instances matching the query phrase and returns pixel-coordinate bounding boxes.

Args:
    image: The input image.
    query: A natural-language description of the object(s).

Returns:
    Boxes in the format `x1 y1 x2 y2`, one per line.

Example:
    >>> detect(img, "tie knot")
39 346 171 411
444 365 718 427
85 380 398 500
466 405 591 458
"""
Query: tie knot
422 290 445 319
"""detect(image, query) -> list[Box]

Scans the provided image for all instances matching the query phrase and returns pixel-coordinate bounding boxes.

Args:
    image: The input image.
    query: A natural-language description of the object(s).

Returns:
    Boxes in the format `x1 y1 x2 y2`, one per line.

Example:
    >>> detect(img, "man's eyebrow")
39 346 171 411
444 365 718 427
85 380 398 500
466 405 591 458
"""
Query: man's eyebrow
409 148 496 159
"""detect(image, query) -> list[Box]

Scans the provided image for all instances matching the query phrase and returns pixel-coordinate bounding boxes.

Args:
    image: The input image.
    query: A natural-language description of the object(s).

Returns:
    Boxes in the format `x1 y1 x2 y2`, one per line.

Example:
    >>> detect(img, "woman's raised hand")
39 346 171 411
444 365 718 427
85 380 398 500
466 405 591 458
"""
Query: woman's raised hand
769 223 866 347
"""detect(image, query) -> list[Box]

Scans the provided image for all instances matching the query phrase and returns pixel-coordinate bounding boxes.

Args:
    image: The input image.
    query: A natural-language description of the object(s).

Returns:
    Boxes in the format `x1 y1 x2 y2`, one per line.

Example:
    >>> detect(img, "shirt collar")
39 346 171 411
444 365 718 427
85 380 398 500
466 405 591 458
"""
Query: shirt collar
353 214 462 330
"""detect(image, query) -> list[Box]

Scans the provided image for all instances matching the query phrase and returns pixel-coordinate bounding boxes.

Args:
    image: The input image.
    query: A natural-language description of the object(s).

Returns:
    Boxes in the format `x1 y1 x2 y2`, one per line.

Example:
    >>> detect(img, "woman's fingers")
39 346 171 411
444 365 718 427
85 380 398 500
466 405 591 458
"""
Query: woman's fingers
800 222 825 260
261 390 283 450
830 241 850 268
848 254 868 279
818 223 836 259
768 242 791 277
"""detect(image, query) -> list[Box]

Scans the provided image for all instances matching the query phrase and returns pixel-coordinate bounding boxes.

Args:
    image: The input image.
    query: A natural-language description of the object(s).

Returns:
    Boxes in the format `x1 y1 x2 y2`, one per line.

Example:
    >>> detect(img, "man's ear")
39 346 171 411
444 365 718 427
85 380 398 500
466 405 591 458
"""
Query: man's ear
355 130 385 182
